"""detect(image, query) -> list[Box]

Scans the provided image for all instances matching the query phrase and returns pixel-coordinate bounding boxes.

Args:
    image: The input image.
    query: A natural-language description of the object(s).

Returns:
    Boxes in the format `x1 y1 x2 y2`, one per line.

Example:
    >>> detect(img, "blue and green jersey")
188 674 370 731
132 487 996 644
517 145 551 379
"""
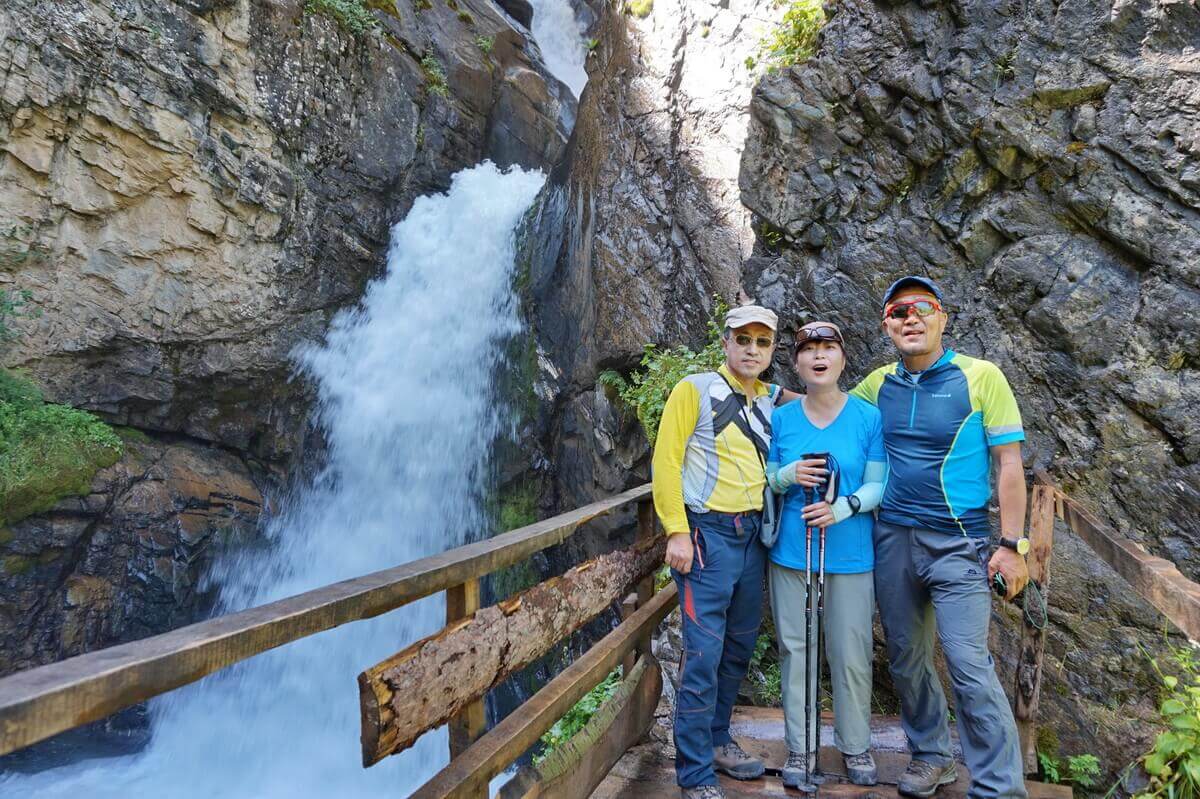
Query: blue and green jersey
850 350 1024 536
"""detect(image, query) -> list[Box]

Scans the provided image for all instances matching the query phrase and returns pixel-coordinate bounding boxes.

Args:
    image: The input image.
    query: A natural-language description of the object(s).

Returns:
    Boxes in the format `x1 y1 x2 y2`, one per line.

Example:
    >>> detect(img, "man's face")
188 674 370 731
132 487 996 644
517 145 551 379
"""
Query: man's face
722 322 776 381
883 290 947 358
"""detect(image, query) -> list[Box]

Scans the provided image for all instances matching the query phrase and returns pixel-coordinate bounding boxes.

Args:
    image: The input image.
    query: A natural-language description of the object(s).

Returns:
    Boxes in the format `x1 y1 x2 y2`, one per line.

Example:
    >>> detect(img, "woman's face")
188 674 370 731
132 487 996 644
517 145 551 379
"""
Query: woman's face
794 340 845 388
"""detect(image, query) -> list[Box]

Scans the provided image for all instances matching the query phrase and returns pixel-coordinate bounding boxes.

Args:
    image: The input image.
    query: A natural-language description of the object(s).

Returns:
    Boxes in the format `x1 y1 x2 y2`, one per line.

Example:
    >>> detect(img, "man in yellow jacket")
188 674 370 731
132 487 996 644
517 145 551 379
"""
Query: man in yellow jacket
653 304 788 799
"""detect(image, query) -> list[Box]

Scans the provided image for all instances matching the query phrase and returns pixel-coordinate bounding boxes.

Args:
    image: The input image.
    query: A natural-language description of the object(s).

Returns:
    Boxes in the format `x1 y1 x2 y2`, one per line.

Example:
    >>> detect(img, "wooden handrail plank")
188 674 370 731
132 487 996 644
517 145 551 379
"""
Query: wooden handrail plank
0 484 651 756
359 536 666 765
410 583 679 799
1033 470 1200 641
1059 501 1200 641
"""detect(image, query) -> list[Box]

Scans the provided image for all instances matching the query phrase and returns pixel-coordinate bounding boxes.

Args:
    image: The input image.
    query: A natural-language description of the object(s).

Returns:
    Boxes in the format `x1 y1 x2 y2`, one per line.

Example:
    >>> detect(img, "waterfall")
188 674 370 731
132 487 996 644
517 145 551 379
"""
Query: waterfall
528 0 589 98
1 163 546 797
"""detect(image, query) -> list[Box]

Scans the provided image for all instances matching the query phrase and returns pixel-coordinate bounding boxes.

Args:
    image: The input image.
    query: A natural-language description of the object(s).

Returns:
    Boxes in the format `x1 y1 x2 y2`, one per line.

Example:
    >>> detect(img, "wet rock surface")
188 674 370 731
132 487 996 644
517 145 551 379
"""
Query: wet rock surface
522 0 785 527
738 0 1200 777
0 433 263 678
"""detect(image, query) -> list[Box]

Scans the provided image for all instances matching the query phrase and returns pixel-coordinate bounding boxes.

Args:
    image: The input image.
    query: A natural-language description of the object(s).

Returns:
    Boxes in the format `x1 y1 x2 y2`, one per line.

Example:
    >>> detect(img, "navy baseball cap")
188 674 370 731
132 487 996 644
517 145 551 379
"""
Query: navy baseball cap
882 275 943 309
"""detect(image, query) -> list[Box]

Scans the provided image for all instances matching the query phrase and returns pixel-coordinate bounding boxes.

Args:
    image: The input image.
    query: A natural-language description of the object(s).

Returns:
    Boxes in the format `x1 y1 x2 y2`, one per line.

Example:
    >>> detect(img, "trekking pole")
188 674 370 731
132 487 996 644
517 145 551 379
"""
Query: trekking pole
814 486 827 781
801 519 817 793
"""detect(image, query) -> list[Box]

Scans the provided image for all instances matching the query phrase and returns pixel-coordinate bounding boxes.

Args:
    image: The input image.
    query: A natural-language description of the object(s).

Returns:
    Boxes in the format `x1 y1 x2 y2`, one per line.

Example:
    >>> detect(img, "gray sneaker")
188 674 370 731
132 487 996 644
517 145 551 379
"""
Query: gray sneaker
712 740 765 780
680 786 726 799
898 758 958 798
844 750 878 786
781 750 818 791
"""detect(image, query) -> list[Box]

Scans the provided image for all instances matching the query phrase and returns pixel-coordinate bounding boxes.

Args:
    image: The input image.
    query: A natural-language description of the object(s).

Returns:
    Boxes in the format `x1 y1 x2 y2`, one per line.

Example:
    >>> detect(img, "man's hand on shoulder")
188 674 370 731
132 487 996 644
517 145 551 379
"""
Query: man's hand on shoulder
777 388 801 405
666 532 694 574
987 545 1029 600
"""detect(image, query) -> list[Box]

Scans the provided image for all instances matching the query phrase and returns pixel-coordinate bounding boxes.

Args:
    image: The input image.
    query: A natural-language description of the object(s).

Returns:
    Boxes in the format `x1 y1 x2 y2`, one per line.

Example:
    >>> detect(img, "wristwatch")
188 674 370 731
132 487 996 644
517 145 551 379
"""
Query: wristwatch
998 536 1031 556
846 494 862 516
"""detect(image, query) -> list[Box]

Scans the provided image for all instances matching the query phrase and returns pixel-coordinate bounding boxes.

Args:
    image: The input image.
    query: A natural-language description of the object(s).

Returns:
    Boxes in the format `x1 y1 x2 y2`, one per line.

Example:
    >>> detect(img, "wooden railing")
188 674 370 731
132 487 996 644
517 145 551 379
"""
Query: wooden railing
5 471 1200 797
1013 472 1200 773
0 484 657 757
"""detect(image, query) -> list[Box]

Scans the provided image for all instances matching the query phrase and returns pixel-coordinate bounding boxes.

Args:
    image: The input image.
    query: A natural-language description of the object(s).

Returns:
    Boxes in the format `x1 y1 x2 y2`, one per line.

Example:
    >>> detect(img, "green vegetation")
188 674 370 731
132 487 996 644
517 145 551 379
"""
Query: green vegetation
756 0 827 72
628 0 653 19
536 666 623 764
0 292 121 525
305 0 379 35
1138 644 1200 799
474 34 494 54
0 371 122 525
995 46 1017 82
749 632 783 705
457 10 474 24
598 298 729 442
497 481 538 532
758 221 786 251
586 37 600 52
421 54 450 97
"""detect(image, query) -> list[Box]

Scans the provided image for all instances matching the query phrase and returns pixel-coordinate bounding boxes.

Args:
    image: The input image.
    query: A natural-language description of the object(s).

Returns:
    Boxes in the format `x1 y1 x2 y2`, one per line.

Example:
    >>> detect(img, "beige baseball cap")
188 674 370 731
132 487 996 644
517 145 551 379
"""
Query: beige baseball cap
725 304 778 331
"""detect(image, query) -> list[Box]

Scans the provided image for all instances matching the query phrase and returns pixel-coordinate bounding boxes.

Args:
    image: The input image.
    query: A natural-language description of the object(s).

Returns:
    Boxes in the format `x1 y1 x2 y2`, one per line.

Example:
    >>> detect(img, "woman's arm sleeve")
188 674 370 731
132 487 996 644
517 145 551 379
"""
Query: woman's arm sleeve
830 460 887 523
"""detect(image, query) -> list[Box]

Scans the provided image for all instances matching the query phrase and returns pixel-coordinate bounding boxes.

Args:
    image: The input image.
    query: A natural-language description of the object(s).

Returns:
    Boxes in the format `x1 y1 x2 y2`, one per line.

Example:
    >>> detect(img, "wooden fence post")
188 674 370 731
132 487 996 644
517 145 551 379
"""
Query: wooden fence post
447 578 486 767
635 499 658 659
1015 484 1055 774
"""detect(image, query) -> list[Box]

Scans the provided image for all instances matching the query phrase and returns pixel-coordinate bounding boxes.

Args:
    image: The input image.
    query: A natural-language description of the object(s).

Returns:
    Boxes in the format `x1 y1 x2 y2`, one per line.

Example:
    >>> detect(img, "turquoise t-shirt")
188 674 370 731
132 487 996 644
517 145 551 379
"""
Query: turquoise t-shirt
768 395 886 574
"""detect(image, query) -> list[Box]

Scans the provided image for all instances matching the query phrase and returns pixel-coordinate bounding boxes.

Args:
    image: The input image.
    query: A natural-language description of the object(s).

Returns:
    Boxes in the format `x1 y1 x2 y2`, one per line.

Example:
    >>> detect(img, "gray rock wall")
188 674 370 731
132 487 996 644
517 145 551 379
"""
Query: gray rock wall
523 0 784 526
739 0 1200 776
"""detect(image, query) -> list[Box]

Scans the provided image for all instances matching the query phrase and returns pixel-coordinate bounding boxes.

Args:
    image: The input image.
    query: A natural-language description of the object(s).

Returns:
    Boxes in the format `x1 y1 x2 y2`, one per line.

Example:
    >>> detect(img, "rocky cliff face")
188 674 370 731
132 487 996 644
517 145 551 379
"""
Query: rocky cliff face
0 0 569 676
738 0 1200 777
522 0 785 529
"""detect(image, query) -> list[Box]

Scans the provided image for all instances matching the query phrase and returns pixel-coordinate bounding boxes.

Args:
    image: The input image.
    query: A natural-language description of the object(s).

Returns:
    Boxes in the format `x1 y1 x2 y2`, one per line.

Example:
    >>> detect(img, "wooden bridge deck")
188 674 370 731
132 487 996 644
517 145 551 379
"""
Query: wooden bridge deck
593 707 1071 799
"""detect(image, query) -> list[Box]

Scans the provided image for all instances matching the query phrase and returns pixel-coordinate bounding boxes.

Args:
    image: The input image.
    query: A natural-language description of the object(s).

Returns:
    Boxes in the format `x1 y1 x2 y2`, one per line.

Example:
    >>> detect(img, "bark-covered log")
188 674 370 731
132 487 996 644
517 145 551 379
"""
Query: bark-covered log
359 536 666 765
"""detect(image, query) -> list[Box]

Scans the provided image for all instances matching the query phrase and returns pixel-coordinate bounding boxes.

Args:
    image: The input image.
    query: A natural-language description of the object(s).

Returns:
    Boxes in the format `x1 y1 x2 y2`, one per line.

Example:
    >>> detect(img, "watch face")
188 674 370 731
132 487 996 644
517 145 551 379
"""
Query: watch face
1016 538 1031 556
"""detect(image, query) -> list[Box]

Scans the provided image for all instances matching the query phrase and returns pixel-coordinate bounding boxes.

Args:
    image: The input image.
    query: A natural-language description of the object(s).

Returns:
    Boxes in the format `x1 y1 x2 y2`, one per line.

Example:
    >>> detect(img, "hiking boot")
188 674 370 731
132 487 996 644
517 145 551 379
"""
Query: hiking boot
781 750 818 791
897 759 958 798
712 740 765 780
680 786 726 799
844 750 878 786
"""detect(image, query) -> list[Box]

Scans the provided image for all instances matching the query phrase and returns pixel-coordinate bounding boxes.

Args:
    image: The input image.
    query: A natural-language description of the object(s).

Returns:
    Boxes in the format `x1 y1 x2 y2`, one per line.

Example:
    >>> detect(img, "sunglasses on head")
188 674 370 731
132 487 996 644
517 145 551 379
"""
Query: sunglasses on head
883 299 943 320
733 333 775 349
796 325 843 345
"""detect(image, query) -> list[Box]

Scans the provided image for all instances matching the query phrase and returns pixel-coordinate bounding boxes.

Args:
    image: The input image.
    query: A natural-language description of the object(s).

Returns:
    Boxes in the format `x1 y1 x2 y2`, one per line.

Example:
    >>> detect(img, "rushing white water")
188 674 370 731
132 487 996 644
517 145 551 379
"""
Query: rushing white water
528 0 589 98
1 163 547 798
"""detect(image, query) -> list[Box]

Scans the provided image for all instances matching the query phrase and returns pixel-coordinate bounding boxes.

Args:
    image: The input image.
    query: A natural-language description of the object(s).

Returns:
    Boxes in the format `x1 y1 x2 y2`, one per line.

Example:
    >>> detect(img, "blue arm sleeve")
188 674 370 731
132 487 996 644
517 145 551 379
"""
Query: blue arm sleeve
831 460 887 522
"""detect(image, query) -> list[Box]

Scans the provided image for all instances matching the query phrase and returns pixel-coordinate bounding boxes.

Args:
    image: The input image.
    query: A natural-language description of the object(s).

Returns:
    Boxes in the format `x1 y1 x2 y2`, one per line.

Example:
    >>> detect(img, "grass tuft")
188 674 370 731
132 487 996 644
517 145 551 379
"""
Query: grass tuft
0 371 122 524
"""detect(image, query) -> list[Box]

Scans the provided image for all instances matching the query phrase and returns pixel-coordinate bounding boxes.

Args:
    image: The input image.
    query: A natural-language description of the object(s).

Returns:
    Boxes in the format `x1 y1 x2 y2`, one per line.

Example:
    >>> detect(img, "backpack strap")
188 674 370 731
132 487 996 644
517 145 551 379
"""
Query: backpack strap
713 375 770 464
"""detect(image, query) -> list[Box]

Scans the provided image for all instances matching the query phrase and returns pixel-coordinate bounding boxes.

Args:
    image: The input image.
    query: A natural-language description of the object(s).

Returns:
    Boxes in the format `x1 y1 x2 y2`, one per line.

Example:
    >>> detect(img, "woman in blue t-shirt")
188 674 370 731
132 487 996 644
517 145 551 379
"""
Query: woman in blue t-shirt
766 320 886 789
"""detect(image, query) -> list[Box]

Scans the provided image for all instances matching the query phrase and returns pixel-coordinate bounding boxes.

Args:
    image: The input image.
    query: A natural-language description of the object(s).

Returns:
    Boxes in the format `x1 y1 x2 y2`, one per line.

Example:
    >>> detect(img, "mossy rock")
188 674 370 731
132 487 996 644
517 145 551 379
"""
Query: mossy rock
2 554 33 575
0 371 123 525
628 0 652 18
497 481 538 532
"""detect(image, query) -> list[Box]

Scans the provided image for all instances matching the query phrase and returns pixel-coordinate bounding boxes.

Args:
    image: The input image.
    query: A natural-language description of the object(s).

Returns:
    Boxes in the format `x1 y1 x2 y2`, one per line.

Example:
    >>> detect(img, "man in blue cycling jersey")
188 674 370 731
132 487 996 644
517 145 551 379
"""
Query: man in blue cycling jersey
851 276 1030 799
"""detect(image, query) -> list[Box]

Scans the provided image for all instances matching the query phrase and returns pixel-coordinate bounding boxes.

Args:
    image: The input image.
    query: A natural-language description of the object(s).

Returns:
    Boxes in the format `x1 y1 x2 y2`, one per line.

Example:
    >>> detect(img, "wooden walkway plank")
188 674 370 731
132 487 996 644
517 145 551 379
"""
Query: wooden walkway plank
0 484 650 756
594 708 1071 799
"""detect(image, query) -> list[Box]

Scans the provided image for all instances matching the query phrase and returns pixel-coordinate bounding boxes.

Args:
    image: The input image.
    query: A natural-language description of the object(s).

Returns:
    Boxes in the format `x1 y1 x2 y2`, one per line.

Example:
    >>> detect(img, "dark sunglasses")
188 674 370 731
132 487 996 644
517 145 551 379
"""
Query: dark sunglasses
733 333 775 349
796 325 844 345
884 299 942 320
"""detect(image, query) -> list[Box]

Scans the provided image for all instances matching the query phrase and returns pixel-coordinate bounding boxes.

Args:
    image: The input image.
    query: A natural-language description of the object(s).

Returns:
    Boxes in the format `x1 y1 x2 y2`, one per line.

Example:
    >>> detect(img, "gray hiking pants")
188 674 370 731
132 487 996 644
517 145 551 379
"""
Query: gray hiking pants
873 520 1026 799
769 564 875 757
